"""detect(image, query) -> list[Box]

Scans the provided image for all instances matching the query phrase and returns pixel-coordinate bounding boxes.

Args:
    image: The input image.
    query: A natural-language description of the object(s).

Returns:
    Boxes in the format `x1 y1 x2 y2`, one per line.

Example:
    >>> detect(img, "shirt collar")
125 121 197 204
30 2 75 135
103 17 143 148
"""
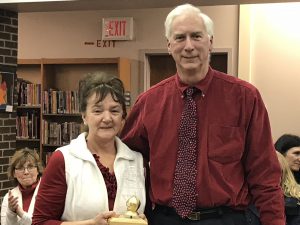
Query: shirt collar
69 133 136 162
175 66 214 96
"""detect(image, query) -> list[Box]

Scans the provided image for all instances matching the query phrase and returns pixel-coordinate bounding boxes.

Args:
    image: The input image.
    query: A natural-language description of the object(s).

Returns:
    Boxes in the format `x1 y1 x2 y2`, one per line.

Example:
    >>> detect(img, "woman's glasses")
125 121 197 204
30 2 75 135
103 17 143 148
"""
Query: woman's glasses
14 164 37 173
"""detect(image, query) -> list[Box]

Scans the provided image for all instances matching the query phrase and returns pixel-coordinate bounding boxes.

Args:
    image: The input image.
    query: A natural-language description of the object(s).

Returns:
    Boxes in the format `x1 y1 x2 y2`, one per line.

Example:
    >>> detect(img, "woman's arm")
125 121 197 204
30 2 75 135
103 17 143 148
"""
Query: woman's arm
60 211 115 225
1 192 19 225
32 151 67 225
17 210 32 225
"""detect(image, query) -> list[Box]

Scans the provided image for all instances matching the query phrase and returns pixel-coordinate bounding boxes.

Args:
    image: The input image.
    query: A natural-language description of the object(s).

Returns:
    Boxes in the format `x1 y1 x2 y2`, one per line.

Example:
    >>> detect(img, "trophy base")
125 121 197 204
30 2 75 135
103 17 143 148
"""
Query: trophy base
109 217 148 225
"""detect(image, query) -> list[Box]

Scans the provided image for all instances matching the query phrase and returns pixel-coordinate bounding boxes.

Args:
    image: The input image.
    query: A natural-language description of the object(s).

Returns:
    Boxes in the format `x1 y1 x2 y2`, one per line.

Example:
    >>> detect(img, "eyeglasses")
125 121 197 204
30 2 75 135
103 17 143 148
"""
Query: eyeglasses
14 165 37 173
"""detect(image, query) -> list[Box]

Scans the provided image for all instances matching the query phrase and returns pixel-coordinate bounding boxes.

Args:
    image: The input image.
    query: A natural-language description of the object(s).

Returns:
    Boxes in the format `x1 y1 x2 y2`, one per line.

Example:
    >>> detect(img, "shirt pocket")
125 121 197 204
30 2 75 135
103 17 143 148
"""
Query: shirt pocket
207 124 245 164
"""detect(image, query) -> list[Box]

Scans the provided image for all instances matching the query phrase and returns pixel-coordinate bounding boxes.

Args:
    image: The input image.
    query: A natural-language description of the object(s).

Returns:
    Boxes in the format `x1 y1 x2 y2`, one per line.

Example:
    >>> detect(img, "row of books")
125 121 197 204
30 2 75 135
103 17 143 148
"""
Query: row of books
42 120 83 146
16 112 40 139
43 89 80 114
16 78 42 106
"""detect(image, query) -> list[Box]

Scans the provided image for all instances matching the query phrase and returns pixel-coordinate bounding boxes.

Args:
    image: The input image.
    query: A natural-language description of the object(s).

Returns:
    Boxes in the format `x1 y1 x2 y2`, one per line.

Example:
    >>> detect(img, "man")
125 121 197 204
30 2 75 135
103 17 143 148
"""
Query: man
120 3 285 225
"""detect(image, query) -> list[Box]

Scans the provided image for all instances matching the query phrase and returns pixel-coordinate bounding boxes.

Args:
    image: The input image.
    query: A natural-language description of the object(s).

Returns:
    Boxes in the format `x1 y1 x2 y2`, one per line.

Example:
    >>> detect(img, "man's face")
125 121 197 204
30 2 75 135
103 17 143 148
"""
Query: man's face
167 13 213 85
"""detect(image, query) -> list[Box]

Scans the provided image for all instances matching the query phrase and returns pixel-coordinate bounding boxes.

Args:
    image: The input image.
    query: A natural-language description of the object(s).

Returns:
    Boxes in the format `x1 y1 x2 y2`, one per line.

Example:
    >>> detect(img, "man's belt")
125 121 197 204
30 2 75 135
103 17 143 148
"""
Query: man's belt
155 204 244 221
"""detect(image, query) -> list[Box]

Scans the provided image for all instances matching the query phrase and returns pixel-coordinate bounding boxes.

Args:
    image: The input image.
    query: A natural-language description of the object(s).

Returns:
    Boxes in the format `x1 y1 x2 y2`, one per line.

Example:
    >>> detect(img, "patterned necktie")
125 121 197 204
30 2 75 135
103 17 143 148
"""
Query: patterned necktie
172 87 198 218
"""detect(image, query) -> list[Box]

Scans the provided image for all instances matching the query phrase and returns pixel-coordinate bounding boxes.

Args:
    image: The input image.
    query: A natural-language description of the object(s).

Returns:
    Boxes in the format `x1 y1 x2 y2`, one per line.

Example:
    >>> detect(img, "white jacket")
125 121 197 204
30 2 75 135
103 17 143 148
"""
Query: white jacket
59 133 146 221
1 180 40 225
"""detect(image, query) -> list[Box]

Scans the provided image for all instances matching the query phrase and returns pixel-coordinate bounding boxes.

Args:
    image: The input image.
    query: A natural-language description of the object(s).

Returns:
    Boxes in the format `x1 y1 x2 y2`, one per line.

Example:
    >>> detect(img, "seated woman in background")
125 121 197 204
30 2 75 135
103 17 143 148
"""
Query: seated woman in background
32 72 146 225
276 151 300 225
1 148 44 225
275 134 300 183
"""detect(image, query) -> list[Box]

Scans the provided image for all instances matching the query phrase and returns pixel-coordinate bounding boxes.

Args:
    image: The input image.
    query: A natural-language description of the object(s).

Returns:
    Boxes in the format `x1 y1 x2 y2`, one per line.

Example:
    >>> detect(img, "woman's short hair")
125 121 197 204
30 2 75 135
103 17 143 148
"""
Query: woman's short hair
79 72 127 119
164 3 214 39
7 148 44 185
275 134 300 155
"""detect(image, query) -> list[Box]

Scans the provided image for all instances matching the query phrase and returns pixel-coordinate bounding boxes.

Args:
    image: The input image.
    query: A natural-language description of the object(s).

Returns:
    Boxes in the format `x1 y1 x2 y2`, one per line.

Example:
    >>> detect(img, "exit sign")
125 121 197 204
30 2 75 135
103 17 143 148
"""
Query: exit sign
102 17 134 40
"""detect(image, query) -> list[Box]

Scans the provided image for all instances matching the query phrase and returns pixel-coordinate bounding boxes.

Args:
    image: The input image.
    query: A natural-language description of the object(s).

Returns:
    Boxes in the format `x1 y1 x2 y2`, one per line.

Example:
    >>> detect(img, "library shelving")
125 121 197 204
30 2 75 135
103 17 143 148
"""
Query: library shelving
16 59 42 153
17 58 131 164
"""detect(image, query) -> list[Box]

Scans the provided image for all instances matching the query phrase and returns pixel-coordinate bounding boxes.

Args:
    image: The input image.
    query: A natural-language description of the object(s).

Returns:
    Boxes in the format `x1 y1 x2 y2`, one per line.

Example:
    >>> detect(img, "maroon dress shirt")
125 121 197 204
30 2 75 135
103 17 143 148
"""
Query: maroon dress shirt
120 67 285 225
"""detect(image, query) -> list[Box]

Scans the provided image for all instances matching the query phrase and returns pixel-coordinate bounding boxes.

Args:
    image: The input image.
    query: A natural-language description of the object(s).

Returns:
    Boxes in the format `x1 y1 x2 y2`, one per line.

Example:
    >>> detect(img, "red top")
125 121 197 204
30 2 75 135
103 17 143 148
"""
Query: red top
32 151 117 225
120 67 285 225
19 180 39 212
93 154 117 208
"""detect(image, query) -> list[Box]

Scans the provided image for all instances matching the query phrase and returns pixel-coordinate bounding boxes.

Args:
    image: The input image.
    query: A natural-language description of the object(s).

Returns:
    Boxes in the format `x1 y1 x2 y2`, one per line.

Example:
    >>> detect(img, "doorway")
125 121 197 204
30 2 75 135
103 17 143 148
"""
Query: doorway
141 48 232 90
149 53 228 86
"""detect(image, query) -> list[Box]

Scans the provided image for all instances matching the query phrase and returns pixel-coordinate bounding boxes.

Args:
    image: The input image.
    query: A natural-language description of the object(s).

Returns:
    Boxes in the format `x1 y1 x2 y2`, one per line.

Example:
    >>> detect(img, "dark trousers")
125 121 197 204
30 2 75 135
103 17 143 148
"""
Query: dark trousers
149 206 261 225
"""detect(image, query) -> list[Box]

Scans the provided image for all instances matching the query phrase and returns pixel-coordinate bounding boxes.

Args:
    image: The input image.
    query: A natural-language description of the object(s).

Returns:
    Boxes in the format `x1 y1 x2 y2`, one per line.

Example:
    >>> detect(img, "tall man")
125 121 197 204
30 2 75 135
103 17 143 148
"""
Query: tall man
121 3 284 225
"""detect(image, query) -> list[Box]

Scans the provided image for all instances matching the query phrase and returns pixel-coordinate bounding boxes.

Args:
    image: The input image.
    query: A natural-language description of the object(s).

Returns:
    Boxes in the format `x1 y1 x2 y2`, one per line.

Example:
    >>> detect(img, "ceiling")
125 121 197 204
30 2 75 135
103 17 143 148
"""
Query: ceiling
0 0 299 12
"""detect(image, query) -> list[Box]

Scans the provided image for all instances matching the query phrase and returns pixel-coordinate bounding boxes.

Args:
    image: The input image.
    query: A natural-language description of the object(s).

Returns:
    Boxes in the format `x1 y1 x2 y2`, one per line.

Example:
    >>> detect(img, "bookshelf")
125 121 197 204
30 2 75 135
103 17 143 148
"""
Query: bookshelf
16 59 42 152
17 58 131 164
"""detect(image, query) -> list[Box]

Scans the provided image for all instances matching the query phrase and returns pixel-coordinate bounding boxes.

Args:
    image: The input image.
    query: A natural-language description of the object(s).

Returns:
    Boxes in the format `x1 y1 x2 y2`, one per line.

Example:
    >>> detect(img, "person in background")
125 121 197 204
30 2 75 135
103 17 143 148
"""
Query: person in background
276 151 300 225
275 134 300 183
120 3 284 225
1 148 44 225
32 72 146 225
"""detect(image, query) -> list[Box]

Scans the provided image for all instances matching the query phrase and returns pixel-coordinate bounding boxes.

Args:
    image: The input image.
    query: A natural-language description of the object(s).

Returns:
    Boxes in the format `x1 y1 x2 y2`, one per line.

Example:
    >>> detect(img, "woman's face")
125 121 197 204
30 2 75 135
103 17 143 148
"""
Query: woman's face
82 93 124 143
284 147 300 171
14 160 39 189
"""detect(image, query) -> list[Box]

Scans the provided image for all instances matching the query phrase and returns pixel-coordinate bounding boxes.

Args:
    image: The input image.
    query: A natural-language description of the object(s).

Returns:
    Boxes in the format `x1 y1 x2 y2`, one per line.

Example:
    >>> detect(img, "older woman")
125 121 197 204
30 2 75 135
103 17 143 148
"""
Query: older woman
1 148 44 225
32 72 146 225
275 134 300 183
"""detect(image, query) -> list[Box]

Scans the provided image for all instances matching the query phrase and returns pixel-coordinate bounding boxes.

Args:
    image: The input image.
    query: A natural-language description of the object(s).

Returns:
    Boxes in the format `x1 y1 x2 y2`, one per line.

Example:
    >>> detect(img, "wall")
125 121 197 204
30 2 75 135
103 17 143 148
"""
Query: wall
239 2 300 141
16 3 300 145
18 5 239 100
0 9 18 207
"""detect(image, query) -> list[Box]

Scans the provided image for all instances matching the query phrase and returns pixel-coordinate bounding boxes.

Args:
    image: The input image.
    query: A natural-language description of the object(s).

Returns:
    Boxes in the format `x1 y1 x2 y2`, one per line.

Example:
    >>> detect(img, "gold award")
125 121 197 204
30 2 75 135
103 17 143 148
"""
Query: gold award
109 196 148 225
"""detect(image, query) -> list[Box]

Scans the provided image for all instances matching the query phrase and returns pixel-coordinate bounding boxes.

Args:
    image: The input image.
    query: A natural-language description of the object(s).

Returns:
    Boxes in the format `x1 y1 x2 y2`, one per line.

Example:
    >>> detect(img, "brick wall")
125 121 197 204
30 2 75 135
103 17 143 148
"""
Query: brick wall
0 8 18 210
0 113 16 201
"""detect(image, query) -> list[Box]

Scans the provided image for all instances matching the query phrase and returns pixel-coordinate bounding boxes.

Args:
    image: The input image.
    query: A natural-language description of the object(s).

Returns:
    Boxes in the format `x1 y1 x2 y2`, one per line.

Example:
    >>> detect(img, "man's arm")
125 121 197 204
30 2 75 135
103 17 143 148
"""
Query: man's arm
243 89 285 225
120 96 150 160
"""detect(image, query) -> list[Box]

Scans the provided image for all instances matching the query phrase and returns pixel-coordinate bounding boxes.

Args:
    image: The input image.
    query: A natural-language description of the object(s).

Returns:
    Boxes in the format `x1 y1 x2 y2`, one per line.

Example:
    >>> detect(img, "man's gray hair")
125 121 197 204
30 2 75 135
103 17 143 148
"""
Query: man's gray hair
164 3 214 39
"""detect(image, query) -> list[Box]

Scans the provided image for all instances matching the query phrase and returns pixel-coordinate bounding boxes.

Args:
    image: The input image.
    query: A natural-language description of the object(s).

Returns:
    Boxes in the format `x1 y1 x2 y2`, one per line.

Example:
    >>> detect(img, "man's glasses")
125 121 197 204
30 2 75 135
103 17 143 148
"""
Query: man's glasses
14 165 37 173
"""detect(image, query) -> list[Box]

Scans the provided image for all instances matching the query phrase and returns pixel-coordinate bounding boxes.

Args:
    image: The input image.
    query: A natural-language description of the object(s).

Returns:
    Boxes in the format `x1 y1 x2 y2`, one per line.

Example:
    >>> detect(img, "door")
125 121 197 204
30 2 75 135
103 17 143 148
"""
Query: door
148 52 228 87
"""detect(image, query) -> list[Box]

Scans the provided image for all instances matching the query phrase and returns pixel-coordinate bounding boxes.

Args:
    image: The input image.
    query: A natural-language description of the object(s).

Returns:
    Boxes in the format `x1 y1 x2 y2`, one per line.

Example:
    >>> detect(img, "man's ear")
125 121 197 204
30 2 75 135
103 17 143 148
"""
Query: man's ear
167 39 171 54
209 35 214 52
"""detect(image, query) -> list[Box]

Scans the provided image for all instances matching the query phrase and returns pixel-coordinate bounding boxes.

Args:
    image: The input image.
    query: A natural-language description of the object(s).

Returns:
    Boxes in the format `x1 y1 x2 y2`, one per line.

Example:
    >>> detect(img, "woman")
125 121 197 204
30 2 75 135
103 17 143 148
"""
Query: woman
276 151 300 225
275 134 300 183
1 148 44 225
32 72 146 225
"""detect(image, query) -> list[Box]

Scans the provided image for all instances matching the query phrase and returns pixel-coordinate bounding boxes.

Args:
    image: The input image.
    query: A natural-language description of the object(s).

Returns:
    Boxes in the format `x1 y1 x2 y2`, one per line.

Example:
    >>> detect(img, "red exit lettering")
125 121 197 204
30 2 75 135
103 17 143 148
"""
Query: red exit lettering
107 20 127 37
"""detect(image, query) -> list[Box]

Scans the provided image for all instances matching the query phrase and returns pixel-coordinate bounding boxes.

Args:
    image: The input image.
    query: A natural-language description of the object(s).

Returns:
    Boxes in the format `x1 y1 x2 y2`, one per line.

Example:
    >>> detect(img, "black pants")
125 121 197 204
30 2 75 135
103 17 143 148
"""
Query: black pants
149 206 261 225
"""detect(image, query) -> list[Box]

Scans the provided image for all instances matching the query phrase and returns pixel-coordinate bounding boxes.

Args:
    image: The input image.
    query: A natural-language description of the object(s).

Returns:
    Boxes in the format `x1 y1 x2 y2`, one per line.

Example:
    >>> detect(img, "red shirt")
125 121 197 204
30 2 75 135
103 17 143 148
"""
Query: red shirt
32 151 117 225
120 68 285 225
19 180 39 212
